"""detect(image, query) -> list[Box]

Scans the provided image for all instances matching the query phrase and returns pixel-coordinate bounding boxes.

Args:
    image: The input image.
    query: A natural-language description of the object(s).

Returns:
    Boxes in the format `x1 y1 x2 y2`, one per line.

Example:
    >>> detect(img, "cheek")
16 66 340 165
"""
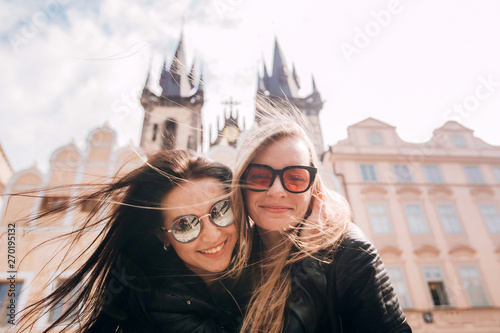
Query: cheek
171 242 194 259
296 193 313 216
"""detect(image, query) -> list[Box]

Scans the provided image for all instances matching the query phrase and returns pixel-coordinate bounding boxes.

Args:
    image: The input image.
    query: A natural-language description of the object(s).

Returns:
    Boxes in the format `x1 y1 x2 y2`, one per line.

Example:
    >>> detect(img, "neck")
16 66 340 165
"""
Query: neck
257 226 286 252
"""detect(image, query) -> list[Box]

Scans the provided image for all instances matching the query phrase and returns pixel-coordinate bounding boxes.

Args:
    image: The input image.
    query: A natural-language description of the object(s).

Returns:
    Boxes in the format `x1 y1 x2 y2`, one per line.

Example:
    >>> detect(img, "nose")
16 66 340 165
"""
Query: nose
199 216 222 242
267 175 287 198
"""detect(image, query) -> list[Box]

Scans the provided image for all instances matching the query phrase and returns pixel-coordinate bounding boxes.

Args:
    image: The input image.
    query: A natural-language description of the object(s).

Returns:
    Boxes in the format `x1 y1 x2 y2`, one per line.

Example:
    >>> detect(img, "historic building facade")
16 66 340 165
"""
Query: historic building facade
323 118 500 332
0 125 143 331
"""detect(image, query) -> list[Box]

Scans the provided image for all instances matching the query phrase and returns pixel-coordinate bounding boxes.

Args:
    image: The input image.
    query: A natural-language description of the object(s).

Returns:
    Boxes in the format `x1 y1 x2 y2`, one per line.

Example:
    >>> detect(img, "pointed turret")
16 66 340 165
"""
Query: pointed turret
261 38 299 98
159 34 191 98
188 61 196 89
255 38 325 155
312 75 318 93
141 69 151 98
292 63 301 89
211 98 242 148
140 33 204 154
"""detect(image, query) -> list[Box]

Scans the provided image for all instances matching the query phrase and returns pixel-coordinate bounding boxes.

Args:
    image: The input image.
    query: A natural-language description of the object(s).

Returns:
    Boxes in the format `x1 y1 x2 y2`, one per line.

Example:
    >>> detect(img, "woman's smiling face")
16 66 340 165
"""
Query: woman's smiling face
243 136 313 232
161 177 237 281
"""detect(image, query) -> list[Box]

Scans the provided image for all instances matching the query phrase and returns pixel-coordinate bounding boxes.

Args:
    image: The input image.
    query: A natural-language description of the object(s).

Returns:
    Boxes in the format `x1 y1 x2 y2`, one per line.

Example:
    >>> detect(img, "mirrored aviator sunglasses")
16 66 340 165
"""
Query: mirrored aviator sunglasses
161 199 234 243
242 164 318 194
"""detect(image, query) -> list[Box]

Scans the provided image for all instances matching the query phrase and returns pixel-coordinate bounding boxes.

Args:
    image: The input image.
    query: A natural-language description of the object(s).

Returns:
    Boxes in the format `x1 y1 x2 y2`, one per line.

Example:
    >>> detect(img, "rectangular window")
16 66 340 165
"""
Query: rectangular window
393 164 412 183
359 164 378 182
48 279 79 323
493 166 500 184
436 204 463 234
458 265 489 307
424 165 444 184
464 166 485 184
404 204 430 234
368 132 384 145
41 196 69 212
0 281 23 326
451 135 467 147
386 266 412 309
152 124 158 141
367 204 393 234
81 198 99 212
422 265 451 307
479 205 500 234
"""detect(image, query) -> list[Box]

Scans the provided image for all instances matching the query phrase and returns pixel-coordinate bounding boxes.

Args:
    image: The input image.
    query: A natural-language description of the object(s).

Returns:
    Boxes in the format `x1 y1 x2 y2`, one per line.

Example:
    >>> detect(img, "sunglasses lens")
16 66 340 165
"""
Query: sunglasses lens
171 216 201 243
244 166 273 190
211 200 234 227
283 168 311 192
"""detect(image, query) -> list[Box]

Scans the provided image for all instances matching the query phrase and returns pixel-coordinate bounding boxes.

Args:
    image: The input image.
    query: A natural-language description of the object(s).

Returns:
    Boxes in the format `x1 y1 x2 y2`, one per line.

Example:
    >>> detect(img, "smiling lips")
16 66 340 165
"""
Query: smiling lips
199 240 226 256
260 205 292 214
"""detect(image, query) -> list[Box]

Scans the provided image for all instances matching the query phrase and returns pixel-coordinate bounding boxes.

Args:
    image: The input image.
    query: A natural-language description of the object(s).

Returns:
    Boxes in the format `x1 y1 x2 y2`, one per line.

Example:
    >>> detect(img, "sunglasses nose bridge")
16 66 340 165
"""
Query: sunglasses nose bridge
267 171 287 194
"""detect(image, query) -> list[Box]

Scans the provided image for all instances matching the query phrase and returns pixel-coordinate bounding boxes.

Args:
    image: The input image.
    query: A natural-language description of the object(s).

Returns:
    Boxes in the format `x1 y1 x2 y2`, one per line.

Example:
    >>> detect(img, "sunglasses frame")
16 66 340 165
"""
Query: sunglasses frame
161 199 233 243
242 164 318 194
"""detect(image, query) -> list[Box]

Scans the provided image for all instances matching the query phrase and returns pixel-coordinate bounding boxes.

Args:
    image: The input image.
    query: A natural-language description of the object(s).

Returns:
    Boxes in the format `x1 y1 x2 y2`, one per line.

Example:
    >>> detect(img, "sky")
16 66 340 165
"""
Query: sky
1 0 500 173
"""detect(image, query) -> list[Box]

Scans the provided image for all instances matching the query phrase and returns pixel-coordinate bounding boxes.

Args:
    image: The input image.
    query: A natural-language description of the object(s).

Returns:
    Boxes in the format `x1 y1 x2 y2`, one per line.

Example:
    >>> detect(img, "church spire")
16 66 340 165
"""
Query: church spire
159 33 191 97
188 61 196 89
312 75 318 93
263 37 299 98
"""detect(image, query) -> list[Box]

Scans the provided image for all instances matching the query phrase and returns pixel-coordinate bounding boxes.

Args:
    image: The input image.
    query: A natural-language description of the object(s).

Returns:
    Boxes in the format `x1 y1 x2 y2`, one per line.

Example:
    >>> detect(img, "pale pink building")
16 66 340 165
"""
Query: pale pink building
323 118 500 332
0 125 143 331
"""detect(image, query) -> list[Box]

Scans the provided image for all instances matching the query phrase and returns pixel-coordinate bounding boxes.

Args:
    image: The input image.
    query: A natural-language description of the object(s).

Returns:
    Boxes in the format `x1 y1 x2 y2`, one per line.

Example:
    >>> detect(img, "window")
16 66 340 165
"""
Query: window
368 132 384 145
359 164 377 182
367 204 393 234
422 266 451 307
404 204 430 234
479 205 500 234
464 166 485 184
436 204 462 234
41 196 69 211
424 165 444 184
48 279 79 323
152 124 158 141
162 119 177 150
451 135 467 147
1 281 23 326
493 166 500 183
81 198 99 212
393 164 412 183
386 266 412 309
458 265 489 307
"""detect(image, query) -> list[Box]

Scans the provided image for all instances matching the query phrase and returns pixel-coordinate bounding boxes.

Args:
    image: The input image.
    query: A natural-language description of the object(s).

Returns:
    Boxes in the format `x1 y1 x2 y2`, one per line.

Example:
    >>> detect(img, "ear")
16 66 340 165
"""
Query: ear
155 227 170 246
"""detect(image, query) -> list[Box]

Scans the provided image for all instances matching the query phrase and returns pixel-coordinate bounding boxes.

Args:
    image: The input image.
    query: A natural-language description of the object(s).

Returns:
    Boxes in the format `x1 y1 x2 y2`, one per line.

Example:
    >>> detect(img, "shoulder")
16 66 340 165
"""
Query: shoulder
331 223 378 265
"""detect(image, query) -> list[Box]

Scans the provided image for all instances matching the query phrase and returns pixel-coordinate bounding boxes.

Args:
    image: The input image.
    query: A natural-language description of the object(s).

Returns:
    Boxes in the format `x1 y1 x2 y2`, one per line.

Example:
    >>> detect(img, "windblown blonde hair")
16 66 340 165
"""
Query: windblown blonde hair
230 97 351 333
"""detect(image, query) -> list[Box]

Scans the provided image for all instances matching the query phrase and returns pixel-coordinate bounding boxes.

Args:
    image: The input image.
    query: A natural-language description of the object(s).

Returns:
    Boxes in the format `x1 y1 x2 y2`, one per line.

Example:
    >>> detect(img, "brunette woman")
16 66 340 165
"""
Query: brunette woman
18 150 242 332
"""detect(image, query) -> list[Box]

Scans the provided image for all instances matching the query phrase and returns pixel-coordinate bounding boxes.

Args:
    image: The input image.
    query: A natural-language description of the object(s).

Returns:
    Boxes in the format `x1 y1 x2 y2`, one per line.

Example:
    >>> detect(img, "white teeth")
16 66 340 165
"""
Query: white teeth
201 242 225 254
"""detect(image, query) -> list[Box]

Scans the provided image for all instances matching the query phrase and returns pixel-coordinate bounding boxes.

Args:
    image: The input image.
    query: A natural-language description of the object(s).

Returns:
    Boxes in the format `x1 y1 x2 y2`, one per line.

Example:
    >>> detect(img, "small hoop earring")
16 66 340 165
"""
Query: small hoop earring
163 243 170 251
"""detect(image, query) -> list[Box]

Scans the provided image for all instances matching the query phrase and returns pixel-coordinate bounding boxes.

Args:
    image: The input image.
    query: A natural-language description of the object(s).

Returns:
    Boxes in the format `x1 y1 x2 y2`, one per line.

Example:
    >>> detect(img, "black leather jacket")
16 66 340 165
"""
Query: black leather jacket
286 224 412 333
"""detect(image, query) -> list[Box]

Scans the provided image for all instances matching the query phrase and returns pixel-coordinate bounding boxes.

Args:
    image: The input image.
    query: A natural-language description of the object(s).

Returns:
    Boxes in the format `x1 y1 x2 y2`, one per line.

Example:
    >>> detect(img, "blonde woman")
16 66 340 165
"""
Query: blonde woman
231 102 412 332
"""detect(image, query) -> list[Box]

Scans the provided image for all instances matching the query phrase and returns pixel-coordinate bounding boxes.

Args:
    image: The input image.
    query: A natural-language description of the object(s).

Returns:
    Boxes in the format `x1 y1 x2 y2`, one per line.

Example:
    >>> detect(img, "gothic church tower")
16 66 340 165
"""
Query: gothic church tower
257 38 324 155
140 34 204 153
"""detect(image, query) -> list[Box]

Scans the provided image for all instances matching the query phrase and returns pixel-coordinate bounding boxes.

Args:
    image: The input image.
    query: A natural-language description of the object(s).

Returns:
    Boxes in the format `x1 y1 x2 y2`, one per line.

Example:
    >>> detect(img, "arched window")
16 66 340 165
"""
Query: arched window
162 119 177 150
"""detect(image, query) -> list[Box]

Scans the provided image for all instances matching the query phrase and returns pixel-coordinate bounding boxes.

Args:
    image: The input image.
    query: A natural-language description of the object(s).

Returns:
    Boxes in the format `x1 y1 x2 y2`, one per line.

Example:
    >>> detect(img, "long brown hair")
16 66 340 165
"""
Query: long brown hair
16 150 233 332
231 98 351 333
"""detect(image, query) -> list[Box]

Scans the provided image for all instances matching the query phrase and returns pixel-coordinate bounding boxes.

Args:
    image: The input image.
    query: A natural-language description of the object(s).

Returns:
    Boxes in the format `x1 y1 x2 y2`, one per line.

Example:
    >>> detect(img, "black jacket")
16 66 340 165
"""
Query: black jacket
286 224 412 333
92 254 244 333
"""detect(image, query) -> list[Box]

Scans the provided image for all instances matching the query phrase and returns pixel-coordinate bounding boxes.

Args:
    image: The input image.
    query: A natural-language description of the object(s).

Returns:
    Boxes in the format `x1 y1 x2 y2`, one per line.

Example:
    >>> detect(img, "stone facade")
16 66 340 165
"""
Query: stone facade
323 118 500 332
0 125 143 331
